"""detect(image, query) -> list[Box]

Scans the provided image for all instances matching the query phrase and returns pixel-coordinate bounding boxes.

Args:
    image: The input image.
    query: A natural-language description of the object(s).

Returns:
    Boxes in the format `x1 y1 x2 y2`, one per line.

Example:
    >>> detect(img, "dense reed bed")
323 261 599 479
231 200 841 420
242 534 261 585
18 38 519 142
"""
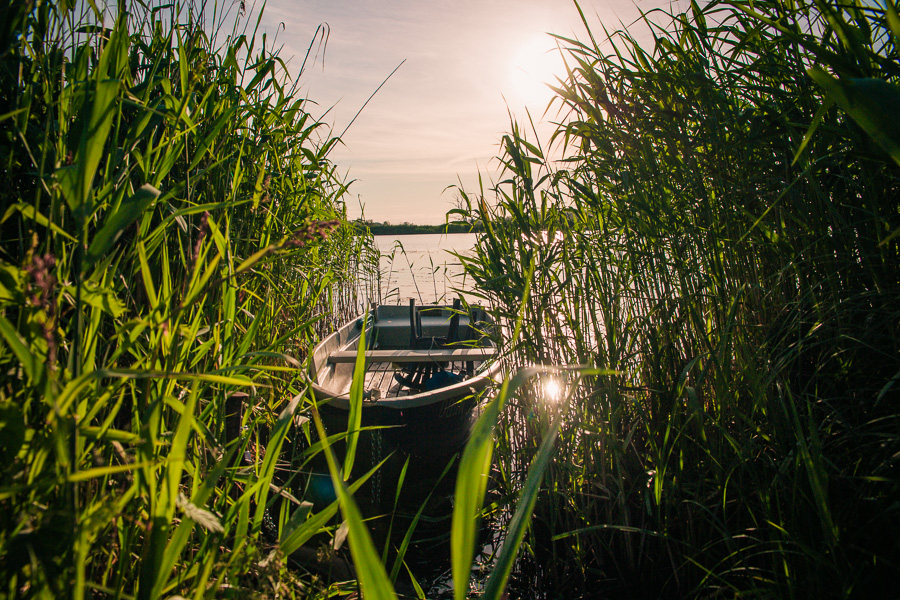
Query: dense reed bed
455 0 900 597
4 0 899 598
0 1 378 597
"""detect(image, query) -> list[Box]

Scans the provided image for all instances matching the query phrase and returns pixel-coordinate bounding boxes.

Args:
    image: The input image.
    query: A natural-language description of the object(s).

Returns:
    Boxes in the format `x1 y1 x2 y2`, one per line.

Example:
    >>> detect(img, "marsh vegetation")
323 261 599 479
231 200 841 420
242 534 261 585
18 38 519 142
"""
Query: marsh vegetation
454 0 900 597
1 0 898 599
0 1 376 596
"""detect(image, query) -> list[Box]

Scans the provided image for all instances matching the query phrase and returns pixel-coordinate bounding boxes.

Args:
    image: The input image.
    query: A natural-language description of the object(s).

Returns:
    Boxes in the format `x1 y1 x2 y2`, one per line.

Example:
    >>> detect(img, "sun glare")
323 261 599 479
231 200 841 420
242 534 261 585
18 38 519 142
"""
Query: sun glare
542 377 564 403
507 36 565 110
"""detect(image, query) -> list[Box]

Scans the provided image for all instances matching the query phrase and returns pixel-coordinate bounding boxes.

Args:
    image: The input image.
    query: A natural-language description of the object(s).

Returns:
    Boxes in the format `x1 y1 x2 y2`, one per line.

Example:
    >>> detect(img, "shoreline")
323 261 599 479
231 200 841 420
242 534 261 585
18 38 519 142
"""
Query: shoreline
356 220 483 236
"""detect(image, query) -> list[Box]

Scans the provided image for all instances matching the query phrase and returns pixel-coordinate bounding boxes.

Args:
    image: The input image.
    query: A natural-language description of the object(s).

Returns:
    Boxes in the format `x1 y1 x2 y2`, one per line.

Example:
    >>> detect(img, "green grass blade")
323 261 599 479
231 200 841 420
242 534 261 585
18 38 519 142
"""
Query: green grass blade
84 185 160 273
279 452 390 556
0 314 38 384
808 68 900 166
450 384 503 600
312 406 398 600
344 314 368 478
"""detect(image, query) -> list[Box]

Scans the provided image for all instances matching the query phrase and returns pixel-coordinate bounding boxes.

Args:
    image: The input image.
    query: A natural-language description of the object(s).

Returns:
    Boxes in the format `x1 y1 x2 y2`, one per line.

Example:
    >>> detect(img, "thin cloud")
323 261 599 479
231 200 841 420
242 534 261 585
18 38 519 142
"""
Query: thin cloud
259 0 687 224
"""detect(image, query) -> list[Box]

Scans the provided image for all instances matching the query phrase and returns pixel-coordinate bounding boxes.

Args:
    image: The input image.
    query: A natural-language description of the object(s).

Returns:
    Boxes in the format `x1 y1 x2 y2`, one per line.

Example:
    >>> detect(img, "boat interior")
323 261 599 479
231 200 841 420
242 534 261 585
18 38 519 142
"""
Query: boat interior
313 299 497 401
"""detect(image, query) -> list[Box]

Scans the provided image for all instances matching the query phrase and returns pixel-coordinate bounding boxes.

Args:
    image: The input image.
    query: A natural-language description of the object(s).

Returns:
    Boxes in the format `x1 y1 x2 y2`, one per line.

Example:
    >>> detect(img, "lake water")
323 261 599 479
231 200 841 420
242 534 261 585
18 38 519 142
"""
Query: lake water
374 233 478 304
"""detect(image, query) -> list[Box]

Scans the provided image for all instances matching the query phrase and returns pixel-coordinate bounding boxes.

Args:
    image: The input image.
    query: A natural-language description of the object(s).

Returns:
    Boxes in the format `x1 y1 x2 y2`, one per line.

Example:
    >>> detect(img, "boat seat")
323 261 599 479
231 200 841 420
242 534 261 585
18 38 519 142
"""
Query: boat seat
371 301 473 349
328 347 497 364
403 298 466 391
371 304 414 348
364 300 489 392
410 298 442 349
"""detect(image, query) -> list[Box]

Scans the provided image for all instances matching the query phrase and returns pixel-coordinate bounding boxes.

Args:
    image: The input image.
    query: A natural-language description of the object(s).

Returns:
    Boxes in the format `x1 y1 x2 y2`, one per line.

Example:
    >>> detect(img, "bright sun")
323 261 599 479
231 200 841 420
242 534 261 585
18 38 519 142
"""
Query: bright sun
507 36 565 110
542 377 564 403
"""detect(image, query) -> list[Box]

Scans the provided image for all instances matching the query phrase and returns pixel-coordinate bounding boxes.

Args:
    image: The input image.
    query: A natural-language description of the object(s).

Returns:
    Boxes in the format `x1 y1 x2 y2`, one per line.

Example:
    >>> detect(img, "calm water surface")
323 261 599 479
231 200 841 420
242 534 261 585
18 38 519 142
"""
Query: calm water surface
374 233 477 304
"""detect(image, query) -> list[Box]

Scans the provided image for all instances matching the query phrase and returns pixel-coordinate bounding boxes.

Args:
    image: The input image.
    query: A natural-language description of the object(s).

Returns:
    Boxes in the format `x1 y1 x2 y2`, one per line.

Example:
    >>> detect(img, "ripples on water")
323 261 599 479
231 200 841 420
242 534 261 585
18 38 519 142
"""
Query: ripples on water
375 233 477 305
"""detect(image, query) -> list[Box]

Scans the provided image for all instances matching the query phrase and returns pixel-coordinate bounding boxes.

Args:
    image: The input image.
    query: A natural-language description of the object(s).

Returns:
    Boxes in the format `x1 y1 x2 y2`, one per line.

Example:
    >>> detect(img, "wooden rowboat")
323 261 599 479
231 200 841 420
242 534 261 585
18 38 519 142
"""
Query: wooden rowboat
309 299 500 456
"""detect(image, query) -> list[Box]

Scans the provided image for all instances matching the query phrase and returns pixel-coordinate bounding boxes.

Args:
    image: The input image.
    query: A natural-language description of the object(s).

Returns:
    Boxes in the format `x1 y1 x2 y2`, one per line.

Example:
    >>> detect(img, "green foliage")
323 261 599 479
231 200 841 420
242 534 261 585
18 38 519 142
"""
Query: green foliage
6 0 899 597
451 365 609 600
453 0 900 597
0 0 376 597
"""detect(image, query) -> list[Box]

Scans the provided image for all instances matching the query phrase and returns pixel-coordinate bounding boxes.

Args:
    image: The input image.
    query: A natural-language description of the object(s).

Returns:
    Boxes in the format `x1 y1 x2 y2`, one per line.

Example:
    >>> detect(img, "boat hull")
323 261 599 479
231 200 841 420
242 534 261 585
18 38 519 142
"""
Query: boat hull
309 304 500 458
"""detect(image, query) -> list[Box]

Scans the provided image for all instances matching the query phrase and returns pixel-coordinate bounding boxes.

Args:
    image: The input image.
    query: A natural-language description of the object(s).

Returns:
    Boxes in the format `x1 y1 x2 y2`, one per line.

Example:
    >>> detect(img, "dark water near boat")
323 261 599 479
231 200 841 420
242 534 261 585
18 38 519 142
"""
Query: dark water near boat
305 421 498 599
359 449 499 600
375 233 477 304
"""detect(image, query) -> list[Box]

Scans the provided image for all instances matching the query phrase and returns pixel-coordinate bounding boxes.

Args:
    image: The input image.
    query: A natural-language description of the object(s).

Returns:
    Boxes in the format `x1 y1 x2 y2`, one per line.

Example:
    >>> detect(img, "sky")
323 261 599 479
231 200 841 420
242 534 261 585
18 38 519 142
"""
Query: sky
255 0 687 224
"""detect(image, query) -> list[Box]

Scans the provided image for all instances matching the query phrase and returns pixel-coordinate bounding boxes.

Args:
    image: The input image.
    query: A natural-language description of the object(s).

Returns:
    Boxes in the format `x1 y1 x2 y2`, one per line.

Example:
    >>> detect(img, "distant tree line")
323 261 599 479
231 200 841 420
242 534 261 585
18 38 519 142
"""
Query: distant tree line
354 219 485 235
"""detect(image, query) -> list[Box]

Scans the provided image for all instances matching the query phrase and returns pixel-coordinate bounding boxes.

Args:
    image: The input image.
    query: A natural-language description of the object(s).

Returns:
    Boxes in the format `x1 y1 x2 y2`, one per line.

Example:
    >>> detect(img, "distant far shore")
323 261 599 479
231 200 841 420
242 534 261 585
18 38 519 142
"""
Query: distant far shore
354 220 484 236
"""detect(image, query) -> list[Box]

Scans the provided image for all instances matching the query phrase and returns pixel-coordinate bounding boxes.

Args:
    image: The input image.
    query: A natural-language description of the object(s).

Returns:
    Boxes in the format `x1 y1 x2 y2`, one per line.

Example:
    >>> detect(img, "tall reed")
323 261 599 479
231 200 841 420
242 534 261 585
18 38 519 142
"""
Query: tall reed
0 1 375 597
454 0 900 597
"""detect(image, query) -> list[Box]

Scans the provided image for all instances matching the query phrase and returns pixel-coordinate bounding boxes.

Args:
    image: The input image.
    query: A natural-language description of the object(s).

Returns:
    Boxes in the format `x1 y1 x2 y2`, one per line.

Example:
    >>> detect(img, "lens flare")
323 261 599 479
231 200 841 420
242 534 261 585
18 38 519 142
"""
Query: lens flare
542 377 563 403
